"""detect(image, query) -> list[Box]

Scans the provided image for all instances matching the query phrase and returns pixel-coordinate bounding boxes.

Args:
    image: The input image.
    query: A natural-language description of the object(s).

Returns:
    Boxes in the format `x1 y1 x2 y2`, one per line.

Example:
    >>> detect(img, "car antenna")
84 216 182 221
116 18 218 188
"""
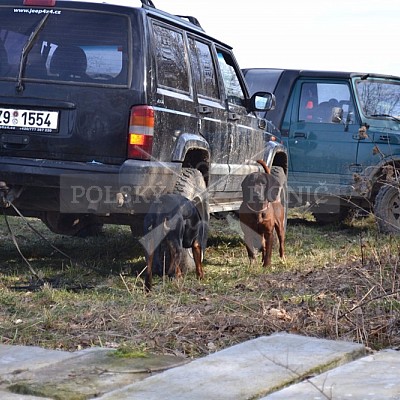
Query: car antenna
140 0 156 8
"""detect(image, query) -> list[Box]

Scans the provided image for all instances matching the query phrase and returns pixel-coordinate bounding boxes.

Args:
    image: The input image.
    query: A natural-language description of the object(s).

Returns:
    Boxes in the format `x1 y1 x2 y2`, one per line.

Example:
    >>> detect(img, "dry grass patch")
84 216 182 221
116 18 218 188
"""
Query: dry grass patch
0 211 399 358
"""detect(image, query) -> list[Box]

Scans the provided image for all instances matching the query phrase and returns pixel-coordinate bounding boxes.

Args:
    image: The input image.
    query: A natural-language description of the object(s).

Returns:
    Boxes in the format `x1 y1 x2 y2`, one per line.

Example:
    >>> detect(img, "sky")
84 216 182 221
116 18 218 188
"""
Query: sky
79 0 398 76
155 0 398 76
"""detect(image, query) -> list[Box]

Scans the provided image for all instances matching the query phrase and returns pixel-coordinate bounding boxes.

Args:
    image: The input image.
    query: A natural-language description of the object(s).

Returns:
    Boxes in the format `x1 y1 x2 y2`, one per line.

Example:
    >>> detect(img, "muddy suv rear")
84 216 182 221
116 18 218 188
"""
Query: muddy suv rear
0 0 286 236
0 1 148 233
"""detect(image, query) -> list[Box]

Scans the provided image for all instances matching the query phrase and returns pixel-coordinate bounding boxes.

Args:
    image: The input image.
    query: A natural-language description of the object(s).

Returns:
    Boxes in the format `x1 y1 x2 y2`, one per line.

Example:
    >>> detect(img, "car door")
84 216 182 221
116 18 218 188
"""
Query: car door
215 48 264 198
151 22 199 162
284 79 361 198
187 36 229 195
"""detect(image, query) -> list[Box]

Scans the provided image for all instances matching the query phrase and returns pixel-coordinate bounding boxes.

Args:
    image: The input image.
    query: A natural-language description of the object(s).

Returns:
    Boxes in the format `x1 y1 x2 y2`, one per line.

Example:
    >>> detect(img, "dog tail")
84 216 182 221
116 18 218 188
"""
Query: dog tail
256 159 271 175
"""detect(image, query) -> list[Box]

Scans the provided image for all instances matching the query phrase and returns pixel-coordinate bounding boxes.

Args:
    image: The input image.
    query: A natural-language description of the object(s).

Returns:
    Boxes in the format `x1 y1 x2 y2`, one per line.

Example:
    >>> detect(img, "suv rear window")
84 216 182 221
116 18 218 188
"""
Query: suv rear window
0 8 129 85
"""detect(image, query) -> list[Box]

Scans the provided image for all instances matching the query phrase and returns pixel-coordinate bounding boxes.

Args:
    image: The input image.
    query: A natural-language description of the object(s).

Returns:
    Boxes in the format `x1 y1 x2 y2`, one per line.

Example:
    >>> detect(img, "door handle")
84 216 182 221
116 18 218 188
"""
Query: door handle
349 164 363 173
294 132 307 138
228 112 240 121
198 105 212 115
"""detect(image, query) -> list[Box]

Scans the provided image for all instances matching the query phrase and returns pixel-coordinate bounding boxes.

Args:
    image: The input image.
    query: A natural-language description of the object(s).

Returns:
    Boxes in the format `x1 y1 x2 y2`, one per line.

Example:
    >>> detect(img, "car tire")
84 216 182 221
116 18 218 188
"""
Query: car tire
312 208 351 225
174 168 209 216
374 183 400 233
42 212 103 237
173 168 209 274
270 166 288 230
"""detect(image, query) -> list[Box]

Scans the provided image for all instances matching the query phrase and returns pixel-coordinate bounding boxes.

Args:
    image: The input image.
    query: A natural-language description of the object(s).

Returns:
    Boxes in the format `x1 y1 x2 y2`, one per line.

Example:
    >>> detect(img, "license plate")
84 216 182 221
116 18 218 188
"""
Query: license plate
0 108 59 133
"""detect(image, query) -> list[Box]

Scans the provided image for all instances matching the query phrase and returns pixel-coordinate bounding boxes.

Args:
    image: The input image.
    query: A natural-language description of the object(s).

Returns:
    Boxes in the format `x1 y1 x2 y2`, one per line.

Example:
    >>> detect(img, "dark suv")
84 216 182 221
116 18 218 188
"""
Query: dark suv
0 0 287 236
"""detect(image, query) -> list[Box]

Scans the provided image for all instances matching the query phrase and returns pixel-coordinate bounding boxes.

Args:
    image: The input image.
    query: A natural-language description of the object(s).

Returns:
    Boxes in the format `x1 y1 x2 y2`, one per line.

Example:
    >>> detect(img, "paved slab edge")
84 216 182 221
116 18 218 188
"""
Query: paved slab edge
262 349 400 399
99 332 366 400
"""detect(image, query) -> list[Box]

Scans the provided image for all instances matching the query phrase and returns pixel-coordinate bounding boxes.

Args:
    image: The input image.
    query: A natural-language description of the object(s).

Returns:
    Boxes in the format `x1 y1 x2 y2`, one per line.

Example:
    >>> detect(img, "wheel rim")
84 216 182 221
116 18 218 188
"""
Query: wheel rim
388 190 400 223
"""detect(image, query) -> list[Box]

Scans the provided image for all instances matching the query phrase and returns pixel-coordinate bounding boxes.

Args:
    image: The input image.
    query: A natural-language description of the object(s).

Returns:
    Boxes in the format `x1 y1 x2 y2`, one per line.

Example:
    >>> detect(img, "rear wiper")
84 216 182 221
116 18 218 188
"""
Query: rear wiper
370 114 400 122
16 14 49 92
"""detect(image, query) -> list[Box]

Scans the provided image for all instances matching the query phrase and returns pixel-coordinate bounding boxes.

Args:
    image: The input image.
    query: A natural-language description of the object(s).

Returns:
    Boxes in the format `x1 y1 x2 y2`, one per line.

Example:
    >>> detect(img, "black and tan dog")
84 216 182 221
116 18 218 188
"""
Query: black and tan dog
142 194 207 291
239 160 285 267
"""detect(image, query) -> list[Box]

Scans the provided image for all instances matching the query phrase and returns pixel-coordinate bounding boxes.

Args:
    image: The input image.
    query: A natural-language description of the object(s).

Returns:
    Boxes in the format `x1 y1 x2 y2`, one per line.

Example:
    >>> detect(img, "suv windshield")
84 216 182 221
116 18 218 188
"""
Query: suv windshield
355 78 400 121
0 7 129 85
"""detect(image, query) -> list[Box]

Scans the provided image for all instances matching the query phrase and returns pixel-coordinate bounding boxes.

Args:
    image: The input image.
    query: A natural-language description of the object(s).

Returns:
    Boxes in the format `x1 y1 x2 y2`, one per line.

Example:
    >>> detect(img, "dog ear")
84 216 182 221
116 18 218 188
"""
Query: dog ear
264 174 281 202
241 174 250 189
241 175 253 201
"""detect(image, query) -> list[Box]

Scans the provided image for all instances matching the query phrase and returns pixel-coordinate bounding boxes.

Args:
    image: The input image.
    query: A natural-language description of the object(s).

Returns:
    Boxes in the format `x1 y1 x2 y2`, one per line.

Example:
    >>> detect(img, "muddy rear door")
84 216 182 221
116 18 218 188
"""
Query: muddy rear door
149 21 200 165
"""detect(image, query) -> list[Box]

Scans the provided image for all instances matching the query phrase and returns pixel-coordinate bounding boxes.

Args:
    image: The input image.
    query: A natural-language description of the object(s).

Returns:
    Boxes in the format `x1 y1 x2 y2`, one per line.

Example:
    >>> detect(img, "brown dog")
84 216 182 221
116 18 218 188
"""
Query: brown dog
239 160 285 266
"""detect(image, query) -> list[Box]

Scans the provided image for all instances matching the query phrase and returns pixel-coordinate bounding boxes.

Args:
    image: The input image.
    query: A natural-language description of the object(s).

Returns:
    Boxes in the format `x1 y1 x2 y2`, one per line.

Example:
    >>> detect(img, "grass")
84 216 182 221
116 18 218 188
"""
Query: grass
0 209 399 358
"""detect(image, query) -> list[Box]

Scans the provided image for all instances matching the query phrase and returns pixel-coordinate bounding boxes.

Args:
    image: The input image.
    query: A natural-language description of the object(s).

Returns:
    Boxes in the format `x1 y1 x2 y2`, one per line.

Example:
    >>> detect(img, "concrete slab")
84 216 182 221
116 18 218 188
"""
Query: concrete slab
99 333 366 400
262 349 400 399
0 344 74 375
0 391 51 400
4 348 187 399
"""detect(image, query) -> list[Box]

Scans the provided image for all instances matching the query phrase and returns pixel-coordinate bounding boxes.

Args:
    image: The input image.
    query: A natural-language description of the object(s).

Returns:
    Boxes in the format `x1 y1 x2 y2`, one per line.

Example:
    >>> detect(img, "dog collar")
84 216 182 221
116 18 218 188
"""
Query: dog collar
246 202 270 213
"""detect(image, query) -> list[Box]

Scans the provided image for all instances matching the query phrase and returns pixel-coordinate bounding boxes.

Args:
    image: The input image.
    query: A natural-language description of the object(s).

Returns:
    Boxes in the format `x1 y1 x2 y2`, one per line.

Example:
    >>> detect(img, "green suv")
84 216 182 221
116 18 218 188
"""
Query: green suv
244 68 400 232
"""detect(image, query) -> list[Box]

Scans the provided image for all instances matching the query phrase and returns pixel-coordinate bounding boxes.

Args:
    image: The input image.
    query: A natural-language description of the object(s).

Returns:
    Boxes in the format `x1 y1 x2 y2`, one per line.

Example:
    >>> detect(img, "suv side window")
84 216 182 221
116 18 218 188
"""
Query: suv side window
188 37 219 100
153 22 189 93
299 82 355 124
216 50 245 106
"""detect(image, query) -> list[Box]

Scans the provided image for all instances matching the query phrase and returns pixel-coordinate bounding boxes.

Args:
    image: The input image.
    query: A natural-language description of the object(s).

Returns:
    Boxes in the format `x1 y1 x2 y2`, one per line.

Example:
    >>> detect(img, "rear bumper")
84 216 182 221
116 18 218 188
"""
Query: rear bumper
0 157 182 214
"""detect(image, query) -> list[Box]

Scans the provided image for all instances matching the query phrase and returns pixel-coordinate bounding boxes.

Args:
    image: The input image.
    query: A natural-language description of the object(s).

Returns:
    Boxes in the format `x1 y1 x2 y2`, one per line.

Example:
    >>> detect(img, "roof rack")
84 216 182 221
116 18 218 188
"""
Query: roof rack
139 1 203 31
176 15 203 29
140 0 155 8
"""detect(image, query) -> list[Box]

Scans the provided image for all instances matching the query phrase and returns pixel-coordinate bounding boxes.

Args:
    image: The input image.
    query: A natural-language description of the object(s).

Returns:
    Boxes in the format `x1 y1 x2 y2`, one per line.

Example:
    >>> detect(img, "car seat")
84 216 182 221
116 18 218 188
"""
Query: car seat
317 98 339 123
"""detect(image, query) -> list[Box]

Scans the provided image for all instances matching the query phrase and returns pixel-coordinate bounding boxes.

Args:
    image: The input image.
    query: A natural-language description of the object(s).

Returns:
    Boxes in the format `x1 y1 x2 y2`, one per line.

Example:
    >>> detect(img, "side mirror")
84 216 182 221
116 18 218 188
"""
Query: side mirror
331 107 343 123
249 91 276 112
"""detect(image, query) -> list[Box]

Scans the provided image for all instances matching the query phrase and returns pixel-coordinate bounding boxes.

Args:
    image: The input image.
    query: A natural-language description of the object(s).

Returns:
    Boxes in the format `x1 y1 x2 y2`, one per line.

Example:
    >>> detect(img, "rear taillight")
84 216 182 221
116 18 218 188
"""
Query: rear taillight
23 0 56 6
127 106 154 160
